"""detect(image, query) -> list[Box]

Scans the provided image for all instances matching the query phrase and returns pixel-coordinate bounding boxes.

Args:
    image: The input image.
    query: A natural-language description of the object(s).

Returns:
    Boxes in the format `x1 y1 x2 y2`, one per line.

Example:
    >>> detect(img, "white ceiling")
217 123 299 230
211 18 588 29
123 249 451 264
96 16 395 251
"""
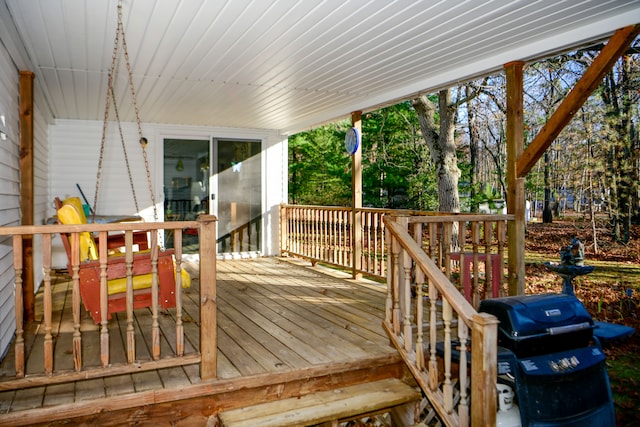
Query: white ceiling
4 0 640 135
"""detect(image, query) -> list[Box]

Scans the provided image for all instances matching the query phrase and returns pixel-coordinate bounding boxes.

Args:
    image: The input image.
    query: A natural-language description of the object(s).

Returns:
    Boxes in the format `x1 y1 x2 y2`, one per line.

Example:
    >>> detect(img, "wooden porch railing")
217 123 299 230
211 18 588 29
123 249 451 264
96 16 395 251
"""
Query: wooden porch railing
281 205 512 307
280 204 392 279
383 214 507 427
0 215 218 392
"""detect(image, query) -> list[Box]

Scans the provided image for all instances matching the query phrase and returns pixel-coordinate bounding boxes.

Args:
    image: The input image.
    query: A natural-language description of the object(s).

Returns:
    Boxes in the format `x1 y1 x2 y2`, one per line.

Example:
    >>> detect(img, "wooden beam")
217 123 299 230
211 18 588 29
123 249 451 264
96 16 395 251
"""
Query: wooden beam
505 61 526 296
19 70 35 322
351 111 362 279
517 24 640 178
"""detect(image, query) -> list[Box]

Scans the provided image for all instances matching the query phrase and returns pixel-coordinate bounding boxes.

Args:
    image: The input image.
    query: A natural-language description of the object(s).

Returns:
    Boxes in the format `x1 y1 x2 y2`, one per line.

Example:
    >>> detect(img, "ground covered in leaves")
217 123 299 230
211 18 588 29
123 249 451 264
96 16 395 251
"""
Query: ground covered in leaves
524 216 640 426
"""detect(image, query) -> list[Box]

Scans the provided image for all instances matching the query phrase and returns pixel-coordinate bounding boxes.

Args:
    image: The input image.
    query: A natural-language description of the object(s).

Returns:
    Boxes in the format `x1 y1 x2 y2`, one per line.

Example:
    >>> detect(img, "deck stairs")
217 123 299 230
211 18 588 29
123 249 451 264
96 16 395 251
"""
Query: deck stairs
217 378 422 427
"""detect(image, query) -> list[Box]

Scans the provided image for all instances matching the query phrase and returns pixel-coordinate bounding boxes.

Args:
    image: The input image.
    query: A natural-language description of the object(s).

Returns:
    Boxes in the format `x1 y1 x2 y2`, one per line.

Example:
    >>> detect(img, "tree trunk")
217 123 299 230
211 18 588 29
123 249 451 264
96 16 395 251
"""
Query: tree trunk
412 90 461 213
466 85 480 212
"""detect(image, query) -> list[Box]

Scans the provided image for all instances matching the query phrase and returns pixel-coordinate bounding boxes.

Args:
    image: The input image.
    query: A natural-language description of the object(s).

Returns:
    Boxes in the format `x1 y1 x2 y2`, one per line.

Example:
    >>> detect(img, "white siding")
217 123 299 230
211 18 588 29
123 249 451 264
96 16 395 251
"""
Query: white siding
0 39 20 359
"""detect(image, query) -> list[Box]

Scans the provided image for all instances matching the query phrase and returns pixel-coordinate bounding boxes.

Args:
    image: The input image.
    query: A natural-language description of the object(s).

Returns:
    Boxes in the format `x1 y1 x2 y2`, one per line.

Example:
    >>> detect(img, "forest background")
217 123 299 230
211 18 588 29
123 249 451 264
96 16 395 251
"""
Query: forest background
288 39 640 425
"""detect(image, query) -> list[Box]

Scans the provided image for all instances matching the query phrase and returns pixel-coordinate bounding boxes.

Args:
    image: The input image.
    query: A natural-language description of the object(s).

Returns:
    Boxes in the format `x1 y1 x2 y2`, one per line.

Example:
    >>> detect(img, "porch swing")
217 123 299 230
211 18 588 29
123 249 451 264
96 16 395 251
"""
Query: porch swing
56 0 190 324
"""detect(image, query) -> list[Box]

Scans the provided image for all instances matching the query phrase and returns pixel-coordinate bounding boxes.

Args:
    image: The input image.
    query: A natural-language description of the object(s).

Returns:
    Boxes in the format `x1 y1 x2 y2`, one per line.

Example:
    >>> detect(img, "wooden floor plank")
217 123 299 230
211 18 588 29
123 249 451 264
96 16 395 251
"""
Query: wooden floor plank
229 263 389 346
217 328 267 376
220 277 373 360
216 296 309 368
217 309 300 371
218 282 331 364
223 278 348 363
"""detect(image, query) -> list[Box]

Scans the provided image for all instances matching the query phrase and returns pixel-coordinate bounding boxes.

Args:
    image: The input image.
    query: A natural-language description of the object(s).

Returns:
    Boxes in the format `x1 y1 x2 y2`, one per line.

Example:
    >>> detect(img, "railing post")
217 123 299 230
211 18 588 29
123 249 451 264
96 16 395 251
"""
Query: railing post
198 215 218 380
471 312 499 427
351 111 363 280
280 203 288 256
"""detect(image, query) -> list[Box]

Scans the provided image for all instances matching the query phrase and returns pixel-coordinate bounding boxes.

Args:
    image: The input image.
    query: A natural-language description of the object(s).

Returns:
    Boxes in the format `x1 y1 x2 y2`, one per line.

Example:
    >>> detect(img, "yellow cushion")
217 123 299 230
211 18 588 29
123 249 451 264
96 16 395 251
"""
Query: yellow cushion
106 268 191 295
57 204 98 261
62 197 88 224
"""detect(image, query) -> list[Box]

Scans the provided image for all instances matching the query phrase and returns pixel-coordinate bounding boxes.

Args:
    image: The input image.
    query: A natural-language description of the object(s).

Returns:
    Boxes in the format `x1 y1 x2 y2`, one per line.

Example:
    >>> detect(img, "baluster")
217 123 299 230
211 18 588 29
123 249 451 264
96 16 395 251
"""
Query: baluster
99 231 109 368
125 230 135 363
337 210 343 265
428 281 439 390
384 224 393 324
174 228 184 357
306 208 312 258
312 209 317 260
428 223 437 261
415 274 425 371
391 234 401 335
341 210 348 266
472 221 480 307
43 233 53 375
402 245 412 352
322 209 327 261
444 222 452 280
443 298 453 413
457 219 467 301
363 212 369 272
150 231 160 360
69 233 82 371
458 321 470 426
484 221 492 300
292 207 298 254
373 212 379 275
497 219 506 296
12 235 24 378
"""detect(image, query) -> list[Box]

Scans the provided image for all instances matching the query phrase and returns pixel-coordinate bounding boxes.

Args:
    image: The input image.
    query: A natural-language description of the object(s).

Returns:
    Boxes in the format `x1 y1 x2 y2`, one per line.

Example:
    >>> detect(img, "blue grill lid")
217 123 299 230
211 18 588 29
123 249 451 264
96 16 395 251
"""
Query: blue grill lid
479 293 593 338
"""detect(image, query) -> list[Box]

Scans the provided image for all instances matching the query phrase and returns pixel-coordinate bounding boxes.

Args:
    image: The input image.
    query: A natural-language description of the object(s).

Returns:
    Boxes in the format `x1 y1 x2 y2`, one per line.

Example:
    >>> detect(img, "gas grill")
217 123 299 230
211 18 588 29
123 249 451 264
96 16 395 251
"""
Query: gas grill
479 293 615 427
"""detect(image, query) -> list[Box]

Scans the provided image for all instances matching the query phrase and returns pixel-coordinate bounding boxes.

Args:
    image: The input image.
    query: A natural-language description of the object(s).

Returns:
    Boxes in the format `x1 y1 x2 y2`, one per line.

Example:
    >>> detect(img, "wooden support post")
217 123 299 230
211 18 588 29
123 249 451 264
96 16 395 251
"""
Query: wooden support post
471 313 499 427
505 61 526 296
351 111 362 279
198 215 218 380
19 70 35 322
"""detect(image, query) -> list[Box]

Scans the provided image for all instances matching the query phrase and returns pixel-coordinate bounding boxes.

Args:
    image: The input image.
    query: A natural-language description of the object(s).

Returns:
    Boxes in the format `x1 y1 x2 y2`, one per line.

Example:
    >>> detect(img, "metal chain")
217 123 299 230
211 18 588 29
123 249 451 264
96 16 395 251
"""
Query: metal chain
92 1 121 218
110 84 140 213
93 0 158 221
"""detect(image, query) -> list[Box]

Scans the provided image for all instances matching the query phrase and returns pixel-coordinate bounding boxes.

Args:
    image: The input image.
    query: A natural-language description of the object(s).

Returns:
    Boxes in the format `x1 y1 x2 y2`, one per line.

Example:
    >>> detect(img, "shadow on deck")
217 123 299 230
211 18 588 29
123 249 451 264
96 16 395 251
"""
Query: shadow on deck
0 257 406 426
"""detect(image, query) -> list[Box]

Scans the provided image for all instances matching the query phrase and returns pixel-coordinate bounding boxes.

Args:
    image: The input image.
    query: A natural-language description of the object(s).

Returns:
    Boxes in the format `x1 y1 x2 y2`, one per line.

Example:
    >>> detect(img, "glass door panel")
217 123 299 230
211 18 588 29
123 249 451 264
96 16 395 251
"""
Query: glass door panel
212 138 262 254
163 138 210 251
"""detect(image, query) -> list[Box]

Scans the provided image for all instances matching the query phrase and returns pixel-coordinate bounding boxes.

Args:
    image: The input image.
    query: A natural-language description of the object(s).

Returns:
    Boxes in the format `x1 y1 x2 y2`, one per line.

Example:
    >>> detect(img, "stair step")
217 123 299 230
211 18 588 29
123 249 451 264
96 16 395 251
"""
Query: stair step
218 378 421 427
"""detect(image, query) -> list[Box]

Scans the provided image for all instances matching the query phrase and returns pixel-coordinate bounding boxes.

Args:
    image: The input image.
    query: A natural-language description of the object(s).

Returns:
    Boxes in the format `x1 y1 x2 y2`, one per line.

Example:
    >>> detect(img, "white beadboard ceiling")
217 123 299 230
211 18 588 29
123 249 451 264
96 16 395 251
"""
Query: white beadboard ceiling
5 0 640 134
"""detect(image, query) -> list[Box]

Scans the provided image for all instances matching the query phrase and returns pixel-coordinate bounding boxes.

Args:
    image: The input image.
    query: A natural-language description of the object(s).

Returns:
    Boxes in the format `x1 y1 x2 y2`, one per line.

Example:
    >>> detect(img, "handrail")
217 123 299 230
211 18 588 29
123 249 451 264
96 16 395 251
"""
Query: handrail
383 215 500 427
0 215 218 390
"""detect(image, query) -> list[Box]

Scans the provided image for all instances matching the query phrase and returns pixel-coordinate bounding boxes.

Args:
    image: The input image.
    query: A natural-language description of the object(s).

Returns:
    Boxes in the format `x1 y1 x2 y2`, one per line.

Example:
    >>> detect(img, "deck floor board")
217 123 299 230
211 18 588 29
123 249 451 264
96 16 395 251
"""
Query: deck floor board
0 257 398 422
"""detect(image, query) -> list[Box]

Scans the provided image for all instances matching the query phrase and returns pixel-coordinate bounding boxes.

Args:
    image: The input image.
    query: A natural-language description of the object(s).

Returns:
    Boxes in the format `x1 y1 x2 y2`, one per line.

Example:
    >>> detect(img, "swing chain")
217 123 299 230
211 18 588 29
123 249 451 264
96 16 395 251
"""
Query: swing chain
93 0 158 221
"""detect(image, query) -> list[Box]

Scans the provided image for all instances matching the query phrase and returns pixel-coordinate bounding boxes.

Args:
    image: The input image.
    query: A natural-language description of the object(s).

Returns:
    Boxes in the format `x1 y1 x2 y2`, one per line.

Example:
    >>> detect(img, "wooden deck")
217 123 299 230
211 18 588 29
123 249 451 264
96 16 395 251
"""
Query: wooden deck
0 257 405 426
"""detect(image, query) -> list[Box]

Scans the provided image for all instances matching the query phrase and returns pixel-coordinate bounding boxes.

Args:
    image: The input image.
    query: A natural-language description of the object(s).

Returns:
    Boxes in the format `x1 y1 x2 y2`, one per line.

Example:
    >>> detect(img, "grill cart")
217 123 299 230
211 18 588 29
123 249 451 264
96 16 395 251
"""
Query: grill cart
479 294 615 427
